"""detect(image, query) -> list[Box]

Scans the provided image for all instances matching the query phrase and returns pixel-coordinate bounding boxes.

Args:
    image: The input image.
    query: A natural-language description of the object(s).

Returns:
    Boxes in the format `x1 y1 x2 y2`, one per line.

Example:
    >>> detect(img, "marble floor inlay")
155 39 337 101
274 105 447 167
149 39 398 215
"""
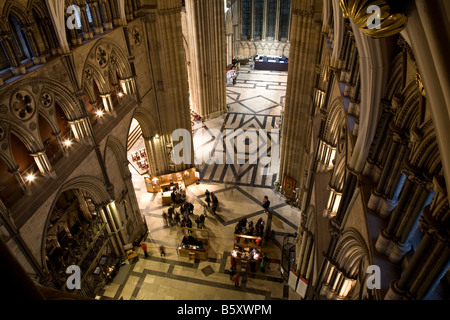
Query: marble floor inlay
99 66 302 300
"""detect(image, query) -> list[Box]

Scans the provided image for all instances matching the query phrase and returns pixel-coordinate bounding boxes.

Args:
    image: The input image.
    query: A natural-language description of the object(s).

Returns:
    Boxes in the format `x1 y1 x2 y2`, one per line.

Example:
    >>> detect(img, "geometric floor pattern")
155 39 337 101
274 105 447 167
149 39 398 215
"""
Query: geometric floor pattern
99 66 302 300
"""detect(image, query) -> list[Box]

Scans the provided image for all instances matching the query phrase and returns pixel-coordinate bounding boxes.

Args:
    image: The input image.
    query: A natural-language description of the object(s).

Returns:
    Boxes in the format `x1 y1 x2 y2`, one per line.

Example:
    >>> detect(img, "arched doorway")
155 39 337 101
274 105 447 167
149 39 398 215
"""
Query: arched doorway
43 180 121 298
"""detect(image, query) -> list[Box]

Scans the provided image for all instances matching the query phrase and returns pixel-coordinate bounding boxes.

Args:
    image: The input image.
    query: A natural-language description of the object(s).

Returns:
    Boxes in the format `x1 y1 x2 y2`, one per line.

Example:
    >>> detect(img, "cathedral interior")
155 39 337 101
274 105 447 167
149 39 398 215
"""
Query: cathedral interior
0 0 449 302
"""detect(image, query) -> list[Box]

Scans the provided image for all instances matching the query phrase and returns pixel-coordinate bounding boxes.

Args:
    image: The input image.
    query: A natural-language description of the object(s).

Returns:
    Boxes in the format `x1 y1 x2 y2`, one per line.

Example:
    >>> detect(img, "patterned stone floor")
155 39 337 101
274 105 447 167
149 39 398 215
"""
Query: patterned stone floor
99 66 302 300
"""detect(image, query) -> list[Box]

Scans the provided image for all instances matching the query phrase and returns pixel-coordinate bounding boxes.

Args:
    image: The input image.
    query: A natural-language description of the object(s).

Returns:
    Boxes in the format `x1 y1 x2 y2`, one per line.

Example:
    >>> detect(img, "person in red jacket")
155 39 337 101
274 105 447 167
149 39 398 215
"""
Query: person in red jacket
141 242 148 257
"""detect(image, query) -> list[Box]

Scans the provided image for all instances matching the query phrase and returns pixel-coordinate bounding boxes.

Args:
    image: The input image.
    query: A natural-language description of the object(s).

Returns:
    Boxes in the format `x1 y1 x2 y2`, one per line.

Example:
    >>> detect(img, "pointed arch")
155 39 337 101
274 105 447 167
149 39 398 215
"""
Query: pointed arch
3 1 33 26
131 107 159 140
104 135 128 178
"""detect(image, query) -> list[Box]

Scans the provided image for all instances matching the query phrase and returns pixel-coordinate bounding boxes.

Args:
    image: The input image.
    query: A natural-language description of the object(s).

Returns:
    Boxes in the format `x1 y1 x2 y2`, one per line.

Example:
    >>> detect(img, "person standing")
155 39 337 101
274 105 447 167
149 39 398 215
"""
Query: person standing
211 192 218 215
262 196 270 213
230 257 237 271
199 213 206 228
233 272 241 287
205 190 211 207
260 258 266 273
141 242 148 257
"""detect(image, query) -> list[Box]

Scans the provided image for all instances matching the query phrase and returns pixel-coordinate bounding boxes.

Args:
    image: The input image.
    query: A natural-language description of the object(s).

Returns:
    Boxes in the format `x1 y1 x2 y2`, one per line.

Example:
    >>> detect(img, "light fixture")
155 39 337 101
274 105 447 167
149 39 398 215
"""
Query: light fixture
26 174 35 182
96 110 104 117
64 139 72 147
154 134 159 139
117 92 124 98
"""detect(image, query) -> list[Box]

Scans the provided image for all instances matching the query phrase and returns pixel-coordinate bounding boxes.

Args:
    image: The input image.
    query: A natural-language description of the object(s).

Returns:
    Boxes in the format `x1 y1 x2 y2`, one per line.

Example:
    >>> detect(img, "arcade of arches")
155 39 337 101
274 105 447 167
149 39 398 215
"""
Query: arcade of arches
0 0 449 301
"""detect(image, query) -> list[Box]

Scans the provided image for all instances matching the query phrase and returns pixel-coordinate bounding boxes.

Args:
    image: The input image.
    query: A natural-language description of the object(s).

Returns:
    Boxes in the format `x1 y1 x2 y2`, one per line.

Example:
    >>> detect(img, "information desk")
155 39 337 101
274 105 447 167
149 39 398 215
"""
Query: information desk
177 227 209 260
144 167 198 194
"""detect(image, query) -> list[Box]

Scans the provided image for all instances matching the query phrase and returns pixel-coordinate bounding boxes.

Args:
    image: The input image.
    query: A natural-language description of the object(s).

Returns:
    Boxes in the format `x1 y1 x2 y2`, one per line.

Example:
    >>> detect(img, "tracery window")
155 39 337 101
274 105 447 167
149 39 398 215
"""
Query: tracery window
279 0 291 39
266 0 277 38
242 0 251 38
9 14 31 62
254 0 264 39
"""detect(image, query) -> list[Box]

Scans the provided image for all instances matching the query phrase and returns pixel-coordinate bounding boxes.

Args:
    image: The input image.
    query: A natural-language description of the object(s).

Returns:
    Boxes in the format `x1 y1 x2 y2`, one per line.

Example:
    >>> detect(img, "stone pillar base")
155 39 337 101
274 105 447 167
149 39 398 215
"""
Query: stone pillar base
385 280 408 300
12 65 26 76
379 197 397 219
32 56 46 65
373 166 383 184
388 241 411 264
367 190 382 211
375 229 391 254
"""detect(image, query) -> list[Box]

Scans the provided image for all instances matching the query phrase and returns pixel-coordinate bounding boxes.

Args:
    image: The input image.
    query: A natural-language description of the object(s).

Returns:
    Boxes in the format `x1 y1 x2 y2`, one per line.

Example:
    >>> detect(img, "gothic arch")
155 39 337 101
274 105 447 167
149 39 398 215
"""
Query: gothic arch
324 98 345 146
384 51 405 102
319 228 371 300
104 135 128 178
408 119 442 177
393 80 422 130
330 154 346 191
82 39 133 94
131 107 159 140
333 229 370 277
3 1 34 26
40 174 113 282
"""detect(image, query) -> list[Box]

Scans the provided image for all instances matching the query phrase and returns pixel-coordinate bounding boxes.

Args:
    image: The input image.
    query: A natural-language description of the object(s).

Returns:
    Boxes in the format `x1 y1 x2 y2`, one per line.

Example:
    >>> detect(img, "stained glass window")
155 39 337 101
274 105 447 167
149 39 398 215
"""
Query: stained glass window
242 0 251 38
266 0 277 38
254 0 264 38
279 0 291 40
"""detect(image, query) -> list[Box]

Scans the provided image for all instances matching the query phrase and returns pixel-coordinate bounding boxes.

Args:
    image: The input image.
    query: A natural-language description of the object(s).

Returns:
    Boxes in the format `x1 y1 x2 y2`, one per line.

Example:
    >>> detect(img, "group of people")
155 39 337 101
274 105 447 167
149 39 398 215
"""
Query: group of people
229 253 269 287
204 189 219 214
234 217 265 239
170 185 185 204
162 200 207 230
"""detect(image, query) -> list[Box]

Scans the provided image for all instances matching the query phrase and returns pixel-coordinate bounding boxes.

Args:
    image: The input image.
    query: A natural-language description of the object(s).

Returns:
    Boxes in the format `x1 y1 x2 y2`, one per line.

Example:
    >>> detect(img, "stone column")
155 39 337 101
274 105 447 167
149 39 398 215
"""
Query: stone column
8 166 31 196
385 176 450 300
185 0 227 119
251 0 255 40
105 201 126 247
30 150 56 178
274 0 281 41
375 164 433 263
87 1 104 35
143 135 167 177
100 92 116 117
68 117 92 144
0 33 26 75
262 0 268 40
100 0 114 30
279 0 322 200
41 18 60 55
53 131 70 157
99 207 122 256
80 3 94 40
122 160 147 235
21 25 46 64
363 99 398 180
367 122 410 218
